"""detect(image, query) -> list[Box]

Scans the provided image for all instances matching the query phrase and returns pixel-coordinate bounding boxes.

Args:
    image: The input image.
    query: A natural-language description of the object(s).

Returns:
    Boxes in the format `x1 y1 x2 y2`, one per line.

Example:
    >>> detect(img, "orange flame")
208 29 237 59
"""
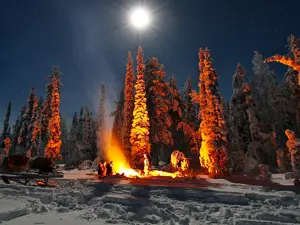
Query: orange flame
103 134 140 177
36 181 45 186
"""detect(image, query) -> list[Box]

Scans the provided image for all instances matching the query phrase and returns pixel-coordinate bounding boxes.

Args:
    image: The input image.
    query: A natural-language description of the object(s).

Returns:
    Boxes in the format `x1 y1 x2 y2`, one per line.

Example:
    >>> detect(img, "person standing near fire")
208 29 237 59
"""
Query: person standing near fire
106 161 113 176
97 162 106 177
143 154 151 176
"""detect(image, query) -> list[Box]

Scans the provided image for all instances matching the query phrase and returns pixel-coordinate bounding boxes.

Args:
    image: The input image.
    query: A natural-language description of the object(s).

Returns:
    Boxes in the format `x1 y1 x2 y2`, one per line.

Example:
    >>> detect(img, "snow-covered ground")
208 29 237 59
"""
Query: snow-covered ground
0 170 300 225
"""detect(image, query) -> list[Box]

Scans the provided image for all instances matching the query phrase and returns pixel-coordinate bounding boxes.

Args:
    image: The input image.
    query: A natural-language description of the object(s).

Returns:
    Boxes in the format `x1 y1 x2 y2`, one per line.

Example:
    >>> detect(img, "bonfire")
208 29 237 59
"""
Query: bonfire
101 136 187 179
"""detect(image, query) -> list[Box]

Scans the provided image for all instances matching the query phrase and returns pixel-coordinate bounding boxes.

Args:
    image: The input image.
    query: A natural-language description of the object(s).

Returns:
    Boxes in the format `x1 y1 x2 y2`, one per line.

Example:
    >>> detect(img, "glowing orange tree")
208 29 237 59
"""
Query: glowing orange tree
130 46 150 166
265 35 300 85
265 35 300 134
45 67 62 161
122 51 135 160
198 48 229 178
4 137 11 156
31 97 41 144
29 96 41 156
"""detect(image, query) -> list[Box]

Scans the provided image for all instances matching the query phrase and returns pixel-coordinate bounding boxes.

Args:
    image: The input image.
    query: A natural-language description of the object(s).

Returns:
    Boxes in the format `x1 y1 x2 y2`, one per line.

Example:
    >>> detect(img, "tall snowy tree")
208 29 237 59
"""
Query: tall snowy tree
251 51 278 132
38 96 44 109
228 64 254 170
183 76 196 126
230 64 252 154
168 75 186 153
144 58 173 165
65 112 80 166
122 52 135 160
176 76 200 163
96 83 106 155
77 107 84 145
285 129 300 186
14 105 27 154
41 83 53 143
11 116 20 154
45 66 62 161
90 112 98 160
60 117 69 159
30 96 39 126
21 87 36 149
1 101 11 140
112 88 125 148
197 48 229 178
30 96 41 156
130 46 150 166
221 97 232 157
265 35 300 135
84 106 93 159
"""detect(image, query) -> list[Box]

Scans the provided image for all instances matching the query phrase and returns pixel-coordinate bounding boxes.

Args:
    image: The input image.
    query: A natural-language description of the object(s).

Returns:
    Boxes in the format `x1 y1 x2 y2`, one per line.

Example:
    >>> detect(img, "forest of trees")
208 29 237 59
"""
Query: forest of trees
1 34 300 180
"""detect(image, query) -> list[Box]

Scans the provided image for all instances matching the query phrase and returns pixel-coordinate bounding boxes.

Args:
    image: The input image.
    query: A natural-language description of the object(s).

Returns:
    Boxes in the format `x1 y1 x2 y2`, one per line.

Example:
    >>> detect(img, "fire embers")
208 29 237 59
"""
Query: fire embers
97 161 114 177
170 150 190 173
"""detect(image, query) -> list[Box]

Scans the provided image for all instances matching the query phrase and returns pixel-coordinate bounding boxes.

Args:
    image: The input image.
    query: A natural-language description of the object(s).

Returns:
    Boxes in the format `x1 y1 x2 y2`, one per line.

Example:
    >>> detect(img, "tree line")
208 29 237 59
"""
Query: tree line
1 34 300 179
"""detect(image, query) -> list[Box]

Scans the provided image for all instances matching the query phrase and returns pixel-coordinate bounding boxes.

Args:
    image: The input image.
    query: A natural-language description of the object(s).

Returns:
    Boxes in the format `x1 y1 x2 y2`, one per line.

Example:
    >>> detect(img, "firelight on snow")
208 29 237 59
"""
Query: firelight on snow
130 8 150 29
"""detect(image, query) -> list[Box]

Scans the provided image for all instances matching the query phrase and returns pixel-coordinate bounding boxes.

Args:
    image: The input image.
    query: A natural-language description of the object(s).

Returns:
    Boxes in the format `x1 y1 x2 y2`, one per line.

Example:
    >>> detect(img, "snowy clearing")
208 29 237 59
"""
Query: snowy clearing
0 170 300 225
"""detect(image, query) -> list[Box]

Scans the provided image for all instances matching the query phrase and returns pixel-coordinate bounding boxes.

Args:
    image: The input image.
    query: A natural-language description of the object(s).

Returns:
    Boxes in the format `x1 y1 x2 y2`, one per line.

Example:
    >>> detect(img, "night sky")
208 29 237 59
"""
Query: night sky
0 0 300 126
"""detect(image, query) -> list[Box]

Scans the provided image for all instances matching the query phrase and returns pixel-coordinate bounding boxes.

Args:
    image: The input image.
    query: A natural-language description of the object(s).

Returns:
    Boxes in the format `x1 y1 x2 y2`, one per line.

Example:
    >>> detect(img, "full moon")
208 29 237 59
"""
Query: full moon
130 8 150 29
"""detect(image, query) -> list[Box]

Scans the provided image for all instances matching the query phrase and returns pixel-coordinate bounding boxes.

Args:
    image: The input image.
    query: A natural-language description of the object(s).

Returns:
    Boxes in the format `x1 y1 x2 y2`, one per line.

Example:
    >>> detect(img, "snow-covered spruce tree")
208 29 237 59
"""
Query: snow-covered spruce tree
90 112 98 160
30 96 41 157
77 107 84 146
45 66 62 161
177 121 201 156
263 35 300 170
7 127 11 137
60 117 69 159
84 106 93 159
249 51 280 167
96 83 106 155
130 46 150 166
22 87 36 149
197 48 229 178
221 97 231 139
285 129 300 186
30 96 39 128
38 96 44 109
1 101 11 140
31 116 41 157
144 58 173 165
251 51 278 133
65 112 81 166
41 83 53 145
229 64 252 162
11 116 20 154
112 88 124 148
244 80 277 166
177 76 200 163
183 76 197 126
14 105 27 154
168 75 186 154
220 96 235 170
270 84 293 172
265 35 300 135
122 52 135 160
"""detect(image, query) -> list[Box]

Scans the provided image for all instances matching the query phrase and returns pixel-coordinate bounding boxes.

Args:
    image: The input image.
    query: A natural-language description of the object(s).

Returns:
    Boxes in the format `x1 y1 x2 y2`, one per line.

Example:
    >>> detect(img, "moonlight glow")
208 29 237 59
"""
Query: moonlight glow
130 8 150 29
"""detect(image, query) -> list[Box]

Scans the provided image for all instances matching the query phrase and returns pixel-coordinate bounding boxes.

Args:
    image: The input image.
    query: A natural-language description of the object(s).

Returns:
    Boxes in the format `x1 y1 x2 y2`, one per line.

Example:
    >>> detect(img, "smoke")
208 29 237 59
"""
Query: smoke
66 2 123 129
